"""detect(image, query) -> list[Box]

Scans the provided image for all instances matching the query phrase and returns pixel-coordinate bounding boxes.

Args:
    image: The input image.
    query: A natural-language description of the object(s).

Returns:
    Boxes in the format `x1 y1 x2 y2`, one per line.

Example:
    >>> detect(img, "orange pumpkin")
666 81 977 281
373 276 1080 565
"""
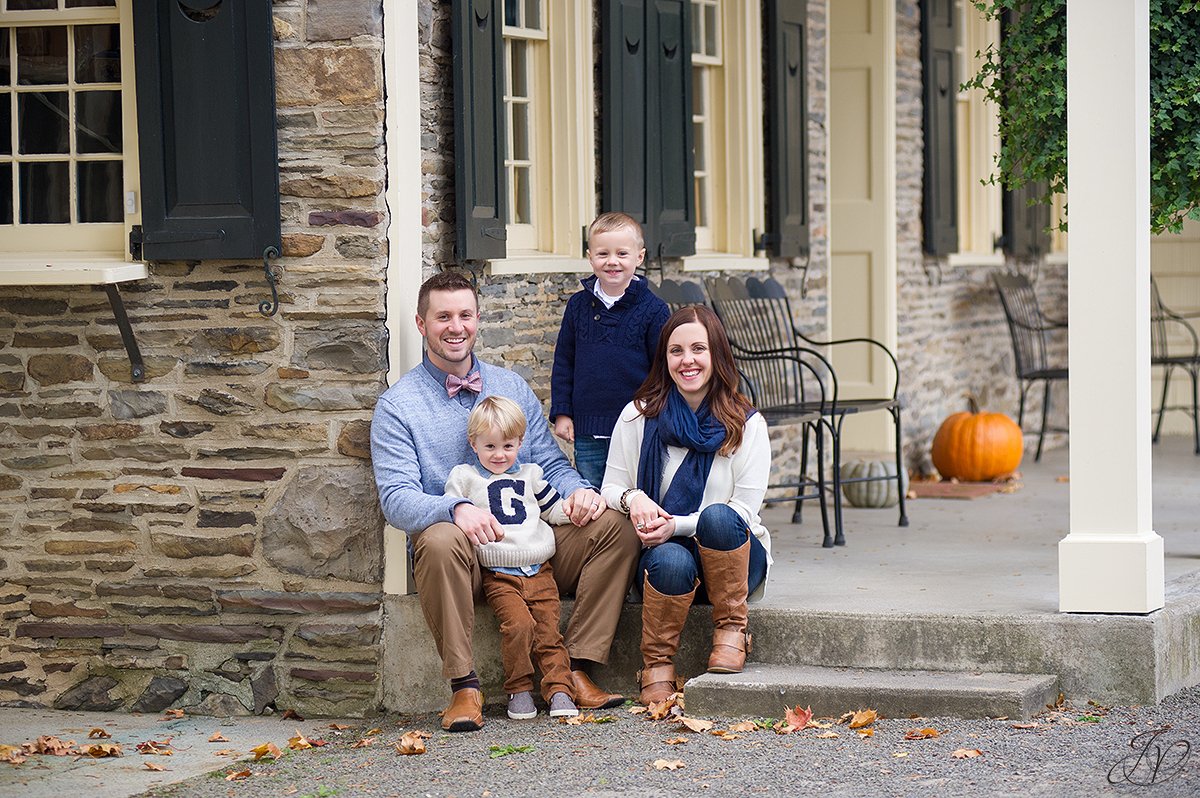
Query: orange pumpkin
930 396 1023 482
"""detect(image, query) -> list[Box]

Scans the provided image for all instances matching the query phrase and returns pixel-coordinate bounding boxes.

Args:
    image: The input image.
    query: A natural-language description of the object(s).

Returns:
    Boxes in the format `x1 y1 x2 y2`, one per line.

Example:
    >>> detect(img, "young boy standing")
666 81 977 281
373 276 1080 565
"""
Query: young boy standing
443 396 580 720
551 212 670 486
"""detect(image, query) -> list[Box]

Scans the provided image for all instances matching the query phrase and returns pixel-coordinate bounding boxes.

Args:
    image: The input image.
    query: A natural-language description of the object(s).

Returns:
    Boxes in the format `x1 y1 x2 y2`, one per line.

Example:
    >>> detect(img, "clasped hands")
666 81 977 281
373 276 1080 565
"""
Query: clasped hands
452 487 606 546
628 493 675 547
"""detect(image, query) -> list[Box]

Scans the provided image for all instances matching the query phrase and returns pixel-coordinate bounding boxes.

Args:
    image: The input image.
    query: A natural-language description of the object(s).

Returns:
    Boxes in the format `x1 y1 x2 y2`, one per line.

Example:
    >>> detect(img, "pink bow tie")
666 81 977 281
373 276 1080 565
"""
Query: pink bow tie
446 371 482 398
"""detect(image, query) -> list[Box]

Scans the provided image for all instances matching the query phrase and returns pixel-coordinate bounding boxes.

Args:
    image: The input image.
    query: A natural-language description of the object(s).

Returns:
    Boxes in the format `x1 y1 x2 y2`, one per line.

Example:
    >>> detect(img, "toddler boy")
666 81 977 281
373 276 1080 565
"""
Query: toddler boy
443 396 580 720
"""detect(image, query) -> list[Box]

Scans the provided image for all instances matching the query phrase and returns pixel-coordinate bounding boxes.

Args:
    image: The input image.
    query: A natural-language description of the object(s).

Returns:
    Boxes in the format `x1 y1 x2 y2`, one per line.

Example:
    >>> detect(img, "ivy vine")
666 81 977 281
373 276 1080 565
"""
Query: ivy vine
963 1 1200 233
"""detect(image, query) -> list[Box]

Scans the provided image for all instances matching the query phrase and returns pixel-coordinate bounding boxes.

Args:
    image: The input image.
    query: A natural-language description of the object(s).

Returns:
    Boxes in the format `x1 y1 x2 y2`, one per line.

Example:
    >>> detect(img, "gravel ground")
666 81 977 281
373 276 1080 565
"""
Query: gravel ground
131 687 1200 798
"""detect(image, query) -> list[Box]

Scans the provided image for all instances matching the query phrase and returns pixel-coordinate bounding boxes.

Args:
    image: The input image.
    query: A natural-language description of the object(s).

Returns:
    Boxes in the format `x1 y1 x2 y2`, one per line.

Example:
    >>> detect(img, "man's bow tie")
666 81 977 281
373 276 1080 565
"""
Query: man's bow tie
446 371 482 398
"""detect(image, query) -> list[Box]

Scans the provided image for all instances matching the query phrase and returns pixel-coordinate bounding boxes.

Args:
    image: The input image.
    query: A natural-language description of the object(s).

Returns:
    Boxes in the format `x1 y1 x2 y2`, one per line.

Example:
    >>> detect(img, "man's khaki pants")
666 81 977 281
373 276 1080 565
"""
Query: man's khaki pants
411 509 639 680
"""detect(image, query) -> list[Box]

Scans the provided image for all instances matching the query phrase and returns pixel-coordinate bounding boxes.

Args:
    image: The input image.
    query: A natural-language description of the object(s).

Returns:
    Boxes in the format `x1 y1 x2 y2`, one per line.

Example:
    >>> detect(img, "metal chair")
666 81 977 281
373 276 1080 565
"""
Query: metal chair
649 278 708 312
991 271 1068 461
1151 275 1200 454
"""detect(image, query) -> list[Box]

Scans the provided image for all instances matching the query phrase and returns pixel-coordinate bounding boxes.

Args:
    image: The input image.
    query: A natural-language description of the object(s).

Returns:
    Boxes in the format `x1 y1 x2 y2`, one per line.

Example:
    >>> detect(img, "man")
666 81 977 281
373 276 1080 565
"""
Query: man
371 270 640 732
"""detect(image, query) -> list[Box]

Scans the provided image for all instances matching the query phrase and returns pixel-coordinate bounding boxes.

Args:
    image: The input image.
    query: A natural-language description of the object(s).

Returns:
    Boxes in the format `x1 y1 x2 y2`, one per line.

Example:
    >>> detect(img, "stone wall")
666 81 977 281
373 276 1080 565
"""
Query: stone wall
0 0 389 717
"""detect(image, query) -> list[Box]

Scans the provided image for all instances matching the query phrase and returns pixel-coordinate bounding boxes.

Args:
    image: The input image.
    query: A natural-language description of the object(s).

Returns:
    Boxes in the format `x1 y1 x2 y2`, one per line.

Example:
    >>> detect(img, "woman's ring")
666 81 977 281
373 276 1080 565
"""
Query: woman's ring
636 522 645 530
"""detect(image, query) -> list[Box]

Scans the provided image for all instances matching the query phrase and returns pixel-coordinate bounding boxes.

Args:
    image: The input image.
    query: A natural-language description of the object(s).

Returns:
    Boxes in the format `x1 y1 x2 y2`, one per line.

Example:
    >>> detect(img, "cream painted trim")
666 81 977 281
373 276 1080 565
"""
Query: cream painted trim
681 254 769 272
489 254 591 275
0 258 146 285
946 252 1005 268
382 0 425 596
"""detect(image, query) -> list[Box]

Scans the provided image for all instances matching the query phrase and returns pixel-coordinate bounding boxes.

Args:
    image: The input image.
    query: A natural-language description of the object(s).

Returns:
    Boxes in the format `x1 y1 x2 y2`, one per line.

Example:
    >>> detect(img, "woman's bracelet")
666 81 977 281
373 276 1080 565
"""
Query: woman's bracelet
619 488 644 515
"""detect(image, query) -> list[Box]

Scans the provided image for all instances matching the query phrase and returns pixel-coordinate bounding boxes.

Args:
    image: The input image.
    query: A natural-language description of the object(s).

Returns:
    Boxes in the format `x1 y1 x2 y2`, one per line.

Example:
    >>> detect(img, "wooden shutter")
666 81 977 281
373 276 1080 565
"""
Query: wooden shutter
920 0 959 256
602 0 695 259
1003 182 1051 258
765 0 809 258
452 0 506 262
132 0 281 261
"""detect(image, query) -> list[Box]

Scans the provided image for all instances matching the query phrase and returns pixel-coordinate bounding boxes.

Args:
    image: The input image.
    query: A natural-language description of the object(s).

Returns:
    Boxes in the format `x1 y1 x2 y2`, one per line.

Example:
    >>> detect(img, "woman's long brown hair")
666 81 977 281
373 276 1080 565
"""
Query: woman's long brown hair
633 305 754 456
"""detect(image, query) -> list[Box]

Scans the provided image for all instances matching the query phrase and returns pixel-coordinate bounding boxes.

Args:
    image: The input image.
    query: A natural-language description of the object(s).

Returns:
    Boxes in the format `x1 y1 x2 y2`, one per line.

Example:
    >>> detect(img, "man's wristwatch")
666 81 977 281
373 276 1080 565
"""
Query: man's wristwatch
619 488 644 515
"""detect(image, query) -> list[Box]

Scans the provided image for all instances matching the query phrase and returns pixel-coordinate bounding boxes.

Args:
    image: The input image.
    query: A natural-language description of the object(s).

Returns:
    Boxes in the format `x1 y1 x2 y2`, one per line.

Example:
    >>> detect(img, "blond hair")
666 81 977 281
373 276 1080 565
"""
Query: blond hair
587 211 645 250
467 396 527 442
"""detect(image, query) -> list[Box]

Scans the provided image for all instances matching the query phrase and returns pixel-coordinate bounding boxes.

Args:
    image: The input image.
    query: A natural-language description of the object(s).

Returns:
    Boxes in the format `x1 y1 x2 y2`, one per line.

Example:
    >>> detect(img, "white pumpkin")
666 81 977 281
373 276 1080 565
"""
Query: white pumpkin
839 459 908 508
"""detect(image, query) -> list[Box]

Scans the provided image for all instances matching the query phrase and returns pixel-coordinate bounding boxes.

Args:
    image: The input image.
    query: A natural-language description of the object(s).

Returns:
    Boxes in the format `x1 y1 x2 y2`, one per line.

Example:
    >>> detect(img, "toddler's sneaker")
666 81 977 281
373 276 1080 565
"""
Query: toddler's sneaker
548 691 579 718
507 691 537 720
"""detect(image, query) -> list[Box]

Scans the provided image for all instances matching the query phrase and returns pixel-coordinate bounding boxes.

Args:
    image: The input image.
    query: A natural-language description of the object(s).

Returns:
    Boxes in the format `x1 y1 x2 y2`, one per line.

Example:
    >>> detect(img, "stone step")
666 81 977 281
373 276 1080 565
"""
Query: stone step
683 663 1060 721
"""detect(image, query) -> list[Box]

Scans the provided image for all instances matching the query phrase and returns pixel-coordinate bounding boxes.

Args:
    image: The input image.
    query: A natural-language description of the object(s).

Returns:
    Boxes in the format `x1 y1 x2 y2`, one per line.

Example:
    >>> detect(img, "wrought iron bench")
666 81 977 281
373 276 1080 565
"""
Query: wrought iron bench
1151 275 1200 454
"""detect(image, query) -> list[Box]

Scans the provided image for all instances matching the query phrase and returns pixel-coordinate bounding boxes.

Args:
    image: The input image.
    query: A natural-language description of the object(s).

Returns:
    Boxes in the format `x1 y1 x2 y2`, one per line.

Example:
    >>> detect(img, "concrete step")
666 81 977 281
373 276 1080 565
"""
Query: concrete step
683 664 1060 721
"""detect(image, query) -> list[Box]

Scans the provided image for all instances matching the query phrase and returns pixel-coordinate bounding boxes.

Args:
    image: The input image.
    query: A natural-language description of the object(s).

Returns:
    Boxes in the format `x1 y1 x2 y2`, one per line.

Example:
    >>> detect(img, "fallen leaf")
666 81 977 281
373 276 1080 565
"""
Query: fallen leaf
488 744 533 758
365 727 383 736
711 731 741 741
208 732 228 743
856 728 875 738
784 705 814 732
225 769 252 781
1047 692 1065 710
79 743 122 758
87 728 112 739
329 723 352 731
647 695 680 720
814 731 839 739
849 709 878 729
350 737 375 748
678 717 714 733
288 730 312 750
836 711 855 724
628 706 648 715
30 736 75 756
143 761 167 772
0 745 28 765
727 721 758 733
250 742 283 761
308 738 329 747
808 720 833 729
904 728 941 740
952 748 984 759
135 740 175 756
213 749 237 756
664 737 688 745
1055 475 1069 483
653 758 685 771
395 731 428 755
893 751 909 758
1010 723 1041 730
161 709 185 720
281 709 305 721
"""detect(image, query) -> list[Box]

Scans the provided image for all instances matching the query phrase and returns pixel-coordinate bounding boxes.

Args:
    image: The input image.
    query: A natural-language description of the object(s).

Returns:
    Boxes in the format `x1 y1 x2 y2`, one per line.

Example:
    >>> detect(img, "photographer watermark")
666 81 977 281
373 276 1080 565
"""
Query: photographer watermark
1107 727 1192 786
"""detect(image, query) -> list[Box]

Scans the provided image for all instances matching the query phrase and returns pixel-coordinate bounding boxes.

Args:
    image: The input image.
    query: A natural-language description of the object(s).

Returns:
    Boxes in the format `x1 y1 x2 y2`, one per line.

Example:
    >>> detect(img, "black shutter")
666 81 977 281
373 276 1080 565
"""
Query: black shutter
602 0 695 259
920 0 959 256
133 1 281 261
452 0 506 262
1002 182 1051 258
765 0 809 259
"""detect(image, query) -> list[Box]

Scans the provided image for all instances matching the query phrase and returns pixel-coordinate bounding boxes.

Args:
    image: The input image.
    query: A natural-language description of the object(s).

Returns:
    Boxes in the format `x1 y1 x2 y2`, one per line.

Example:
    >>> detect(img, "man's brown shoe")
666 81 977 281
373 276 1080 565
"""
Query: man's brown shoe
570 670 624 710
440 688 484 732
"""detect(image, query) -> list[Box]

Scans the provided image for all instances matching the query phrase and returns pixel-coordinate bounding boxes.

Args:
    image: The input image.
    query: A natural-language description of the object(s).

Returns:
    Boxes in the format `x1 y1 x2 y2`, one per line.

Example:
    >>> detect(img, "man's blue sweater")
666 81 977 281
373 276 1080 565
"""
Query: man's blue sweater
371 359 589 535
550 275 669 439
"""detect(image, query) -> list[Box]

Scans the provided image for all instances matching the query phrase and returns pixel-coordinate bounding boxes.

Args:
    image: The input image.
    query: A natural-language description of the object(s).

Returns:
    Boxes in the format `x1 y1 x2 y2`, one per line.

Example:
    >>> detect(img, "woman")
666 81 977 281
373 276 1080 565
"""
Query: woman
601 306 771 705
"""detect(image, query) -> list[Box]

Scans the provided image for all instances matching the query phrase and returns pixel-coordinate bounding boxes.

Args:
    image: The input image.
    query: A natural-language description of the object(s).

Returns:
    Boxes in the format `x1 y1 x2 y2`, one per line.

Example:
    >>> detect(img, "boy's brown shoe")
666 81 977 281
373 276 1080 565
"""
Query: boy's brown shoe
441 688 484 732
570 670 624 710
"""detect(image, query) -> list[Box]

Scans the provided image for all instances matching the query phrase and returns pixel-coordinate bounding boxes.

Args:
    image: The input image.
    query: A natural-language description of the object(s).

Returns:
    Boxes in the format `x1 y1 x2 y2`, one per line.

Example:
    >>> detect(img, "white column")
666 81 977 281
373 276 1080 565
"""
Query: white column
382 0 424 596
1059 0 1163 613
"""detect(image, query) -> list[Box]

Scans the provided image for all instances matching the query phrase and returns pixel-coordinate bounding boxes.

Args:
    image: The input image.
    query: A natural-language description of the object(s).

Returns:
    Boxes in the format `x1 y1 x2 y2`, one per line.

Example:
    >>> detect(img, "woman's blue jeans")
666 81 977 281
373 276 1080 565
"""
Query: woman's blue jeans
638 504 768 600
573 436 610 489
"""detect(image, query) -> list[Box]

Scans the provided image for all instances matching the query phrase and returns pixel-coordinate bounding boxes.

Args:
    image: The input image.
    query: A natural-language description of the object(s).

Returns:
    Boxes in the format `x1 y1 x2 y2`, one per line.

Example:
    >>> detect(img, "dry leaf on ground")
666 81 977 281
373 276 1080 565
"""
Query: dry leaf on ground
856 728 875 738
143 761 166 771
350 737 375 748
893 752 909 758
1010 723 1041 730
288 730 312 750
250 742 283 761
365 727 383 736
727 721 758 733
814 731 839 739
281 709 305 721
628 706 648 715
161 709 185 720
711 731 741 741
849 709 878 729
87 728 111 739
225 769 252 781
79 743 122 758
135 740 175 756
664 737 687 745
395 730 429 756
904 728 941 740
208 732 228 743
0 745 28 765
647 695 681 720
329 723 352 731
952 748 984 759
653 759 685 771
213 749 236 756
30 736 75 756
784 705 814 732
678 717 714 733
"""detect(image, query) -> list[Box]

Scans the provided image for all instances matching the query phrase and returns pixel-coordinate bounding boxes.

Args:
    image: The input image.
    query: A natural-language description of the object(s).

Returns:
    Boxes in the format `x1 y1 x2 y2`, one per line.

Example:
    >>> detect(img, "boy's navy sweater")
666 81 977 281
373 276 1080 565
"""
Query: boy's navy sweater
550 275 669 440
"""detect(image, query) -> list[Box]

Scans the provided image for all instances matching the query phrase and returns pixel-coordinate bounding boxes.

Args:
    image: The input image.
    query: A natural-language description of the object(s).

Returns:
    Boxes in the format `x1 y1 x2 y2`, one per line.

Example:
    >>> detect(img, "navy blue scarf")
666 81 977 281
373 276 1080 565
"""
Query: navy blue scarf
637 389 730 516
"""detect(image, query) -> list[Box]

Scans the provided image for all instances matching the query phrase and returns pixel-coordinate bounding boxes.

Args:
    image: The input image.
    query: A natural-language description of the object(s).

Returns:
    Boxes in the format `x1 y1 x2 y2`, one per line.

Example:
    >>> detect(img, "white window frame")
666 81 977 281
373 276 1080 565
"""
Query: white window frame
490 1 594 275
0 0 140 266
682 0 767 273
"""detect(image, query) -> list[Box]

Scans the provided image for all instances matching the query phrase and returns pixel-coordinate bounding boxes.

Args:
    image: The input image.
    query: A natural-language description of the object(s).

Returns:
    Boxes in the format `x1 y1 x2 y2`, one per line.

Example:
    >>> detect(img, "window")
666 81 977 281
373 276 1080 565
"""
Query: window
953 0 1002 260
0 0 138 256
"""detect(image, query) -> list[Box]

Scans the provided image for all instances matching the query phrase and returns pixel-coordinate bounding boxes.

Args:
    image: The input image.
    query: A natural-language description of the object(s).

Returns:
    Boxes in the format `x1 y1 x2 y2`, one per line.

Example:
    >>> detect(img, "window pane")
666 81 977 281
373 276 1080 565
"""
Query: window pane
1 28 9 85
75 24 121 84
77 159 121 222
19 160 68 224
694 177 707 227
693 120 705 170
511 101 528 160
692 7 702 57
0 94 9 155
0 163 11 225
76 89 121 153
705 4 718 56
66 0 118 7
509 40 527 97
7 0 57 9
524 0 540 30
18 91 69 154
692 67 703 115
504 0 518 27
16 27 67 86
512 165 530 224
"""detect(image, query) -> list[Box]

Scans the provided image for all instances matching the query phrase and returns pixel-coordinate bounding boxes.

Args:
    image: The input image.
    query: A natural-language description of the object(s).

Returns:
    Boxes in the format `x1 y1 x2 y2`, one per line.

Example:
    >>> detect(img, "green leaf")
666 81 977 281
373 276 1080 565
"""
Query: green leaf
488 744 534 759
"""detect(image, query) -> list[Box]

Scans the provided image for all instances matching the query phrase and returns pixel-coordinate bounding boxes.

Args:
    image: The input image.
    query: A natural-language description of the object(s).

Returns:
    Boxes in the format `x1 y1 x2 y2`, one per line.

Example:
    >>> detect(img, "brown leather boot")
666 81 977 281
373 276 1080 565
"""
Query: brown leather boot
638 575 697 705
698 537 752 673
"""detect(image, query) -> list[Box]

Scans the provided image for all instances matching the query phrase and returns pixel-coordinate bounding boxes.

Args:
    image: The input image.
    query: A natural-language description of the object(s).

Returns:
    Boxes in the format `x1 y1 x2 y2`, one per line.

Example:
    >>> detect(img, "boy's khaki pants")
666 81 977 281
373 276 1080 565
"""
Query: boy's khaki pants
481 564 573 699
411 509 639 680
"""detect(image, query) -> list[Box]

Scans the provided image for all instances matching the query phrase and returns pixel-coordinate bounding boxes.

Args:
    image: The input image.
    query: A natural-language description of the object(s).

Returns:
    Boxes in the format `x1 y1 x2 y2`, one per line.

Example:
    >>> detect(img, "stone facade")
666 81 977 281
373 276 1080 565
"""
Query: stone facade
0 0 1062 716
